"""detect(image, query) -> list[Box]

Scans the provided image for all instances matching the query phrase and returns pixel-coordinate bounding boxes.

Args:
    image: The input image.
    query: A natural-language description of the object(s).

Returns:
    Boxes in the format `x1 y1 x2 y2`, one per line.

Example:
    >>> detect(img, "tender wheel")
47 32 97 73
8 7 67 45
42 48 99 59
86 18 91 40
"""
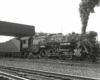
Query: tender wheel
28 53 34 59
88 55 96 62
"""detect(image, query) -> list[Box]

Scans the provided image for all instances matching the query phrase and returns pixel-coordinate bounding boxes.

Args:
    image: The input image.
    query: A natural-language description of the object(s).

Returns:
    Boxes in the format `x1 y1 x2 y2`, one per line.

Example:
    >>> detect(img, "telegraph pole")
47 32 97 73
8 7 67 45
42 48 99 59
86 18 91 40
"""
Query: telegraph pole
61 27 63 34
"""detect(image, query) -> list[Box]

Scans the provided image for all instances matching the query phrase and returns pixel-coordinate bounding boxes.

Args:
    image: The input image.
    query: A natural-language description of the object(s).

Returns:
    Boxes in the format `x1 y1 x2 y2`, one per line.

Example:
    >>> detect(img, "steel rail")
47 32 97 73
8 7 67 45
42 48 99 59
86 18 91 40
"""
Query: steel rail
0 71 29 80
0 65 98 80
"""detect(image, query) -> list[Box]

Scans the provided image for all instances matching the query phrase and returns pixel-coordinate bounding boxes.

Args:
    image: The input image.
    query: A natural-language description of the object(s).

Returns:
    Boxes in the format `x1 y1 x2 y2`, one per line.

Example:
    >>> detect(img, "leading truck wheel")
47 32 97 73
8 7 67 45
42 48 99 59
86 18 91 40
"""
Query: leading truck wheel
40 50 46 58
92 56 96 62
88 55 96 62
92 55 97 62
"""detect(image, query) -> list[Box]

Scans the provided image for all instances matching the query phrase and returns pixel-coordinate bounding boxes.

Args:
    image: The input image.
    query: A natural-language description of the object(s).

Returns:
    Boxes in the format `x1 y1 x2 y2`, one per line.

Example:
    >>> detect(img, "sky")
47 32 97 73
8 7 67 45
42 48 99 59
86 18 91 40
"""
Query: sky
0 0 100 42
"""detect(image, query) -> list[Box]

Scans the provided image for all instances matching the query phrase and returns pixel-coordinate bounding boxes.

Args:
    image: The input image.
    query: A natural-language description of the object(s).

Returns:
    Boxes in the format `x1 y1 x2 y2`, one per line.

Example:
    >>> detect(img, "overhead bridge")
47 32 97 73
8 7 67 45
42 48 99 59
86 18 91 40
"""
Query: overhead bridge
0 21 35 37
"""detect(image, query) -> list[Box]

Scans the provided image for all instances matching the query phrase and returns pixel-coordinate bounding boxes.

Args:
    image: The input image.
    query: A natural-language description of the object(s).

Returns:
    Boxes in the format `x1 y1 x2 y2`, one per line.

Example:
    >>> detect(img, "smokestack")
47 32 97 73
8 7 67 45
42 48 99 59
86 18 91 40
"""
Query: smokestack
79 0 100 35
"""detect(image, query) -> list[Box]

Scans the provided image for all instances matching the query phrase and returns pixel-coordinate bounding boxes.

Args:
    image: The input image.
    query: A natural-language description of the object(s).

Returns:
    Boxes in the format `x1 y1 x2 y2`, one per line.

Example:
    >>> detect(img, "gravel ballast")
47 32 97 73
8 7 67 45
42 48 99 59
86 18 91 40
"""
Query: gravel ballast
0 59 99 79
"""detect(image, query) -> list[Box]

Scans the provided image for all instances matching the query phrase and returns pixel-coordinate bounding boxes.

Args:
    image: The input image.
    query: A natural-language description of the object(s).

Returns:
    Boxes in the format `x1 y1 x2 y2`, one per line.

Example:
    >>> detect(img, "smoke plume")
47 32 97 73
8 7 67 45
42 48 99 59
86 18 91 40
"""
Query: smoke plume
79 0 100 35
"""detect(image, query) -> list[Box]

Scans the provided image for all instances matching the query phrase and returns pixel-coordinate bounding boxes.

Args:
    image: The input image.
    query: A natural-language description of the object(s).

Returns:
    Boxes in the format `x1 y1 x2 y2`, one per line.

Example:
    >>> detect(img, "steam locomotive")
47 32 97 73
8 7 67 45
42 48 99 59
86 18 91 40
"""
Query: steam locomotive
21 31 100 62
0 31 99 62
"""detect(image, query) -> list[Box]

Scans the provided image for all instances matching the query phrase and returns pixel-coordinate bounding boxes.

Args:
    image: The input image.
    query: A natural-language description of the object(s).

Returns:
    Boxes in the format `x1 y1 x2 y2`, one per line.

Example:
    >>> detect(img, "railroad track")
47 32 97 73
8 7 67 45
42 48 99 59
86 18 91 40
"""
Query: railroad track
0 71 28 80
0 65 98 80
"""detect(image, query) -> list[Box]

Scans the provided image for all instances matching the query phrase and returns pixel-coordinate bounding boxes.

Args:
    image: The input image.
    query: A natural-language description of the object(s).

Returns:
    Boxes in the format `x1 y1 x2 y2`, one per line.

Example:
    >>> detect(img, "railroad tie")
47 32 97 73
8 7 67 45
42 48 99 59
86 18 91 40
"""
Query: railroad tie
17 72 26 77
